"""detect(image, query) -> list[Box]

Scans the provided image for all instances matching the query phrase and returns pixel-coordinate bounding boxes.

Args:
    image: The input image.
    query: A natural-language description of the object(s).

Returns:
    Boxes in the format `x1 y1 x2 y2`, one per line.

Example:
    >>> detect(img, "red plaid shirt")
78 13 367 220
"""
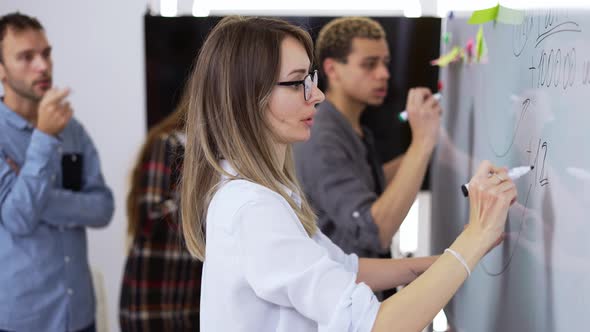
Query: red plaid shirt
119 132 202 331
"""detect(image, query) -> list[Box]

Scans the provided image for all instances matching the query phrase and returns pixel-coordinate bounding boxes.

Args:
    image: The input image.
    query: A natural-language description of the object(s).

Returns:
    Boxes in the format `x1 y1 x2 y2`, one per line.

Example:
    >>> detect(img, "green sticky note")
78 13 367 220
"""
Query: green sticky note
468 4 499 24
497 6 525 25
468 4 524 25
443 32 452 44
475 25 488 62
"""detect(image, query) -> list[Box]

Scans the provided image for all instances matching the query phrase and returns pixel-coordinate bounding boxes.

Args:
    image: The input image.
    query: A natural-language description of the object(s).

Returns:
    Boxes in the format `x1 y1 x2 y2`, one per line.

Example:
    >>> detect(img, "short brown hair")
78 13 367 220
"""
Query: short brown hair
315 17 385 80
0 12 44 63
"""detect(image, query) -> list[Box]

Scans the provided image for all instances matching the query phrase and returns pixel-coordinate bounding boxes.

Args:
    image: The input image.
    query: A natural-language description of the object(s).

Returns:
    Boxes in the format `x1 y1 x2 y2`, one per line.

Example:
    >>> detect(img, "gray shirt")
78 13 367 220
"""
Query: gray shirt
294 101 388 258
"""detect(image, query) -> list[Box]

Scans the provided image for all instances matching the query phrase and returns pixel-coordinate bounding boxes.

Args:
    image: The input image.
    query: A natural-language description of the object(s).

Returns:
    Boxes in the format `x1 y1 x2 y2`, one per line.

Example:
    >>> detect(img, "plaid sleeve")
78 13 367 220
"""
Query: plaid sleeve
120 133 201 330
137 134 180 238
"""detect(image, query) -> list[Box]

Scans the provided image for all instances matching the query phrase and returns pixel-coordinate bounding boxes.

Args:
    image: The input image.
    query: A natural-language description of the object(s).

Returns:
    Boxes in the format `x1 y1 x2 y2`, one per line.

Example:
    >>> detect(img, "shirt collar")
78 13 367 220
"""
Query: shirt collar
0 99 34 131
219 159 301 206
174 131 187 146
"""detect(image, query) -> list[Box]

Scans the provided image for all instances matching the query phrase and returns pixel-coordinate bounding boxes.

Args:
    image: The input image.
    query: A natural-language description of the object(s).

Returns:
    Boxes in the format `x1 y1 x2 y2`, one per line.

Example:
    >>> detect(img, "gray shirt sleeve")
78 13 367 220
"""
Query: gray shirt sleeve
302 140 385 255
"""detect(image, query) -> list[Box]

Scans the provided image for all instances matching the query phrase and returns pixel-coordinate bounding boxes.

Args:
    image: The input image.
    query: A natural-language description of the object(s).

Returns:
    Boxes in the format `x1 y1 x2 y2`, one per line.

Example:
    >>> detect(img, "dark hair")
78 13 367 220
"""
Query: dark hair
0 12 44 63
315 17 385 85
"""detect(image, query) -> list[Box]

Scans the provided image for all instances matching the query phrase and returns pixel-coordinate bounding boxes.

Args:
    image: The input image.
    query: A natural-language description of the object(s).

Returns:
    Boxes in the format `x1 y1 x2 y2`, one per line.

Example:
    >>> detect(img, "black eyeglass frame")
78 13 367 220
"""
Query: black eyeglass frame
276 70 318 101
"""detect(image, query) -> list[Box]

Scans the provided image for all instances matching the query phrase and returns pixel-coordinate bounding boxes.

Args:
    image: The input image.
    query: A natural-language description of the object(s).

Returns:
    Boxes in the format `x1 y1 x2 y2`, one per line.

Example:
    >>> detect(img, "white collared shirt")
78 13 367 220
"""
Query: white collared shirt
200 160 380 331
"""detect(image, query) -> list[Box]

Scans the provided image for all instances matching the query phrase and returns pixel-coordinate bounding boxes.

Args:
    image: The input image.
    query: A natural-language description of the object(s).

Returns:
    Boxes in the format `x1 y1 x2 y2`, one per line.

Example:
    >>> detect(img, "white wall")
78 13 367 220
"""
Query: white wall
0 1 146 331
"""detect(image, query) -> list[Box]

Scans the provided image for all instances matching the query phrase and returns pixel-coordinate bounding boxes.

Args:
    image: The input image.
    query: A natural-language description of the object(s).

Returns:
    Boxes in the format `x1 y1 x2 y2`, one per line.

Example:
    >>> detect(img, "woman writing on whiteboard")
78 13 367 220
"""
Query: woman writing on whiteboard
180 16 517 331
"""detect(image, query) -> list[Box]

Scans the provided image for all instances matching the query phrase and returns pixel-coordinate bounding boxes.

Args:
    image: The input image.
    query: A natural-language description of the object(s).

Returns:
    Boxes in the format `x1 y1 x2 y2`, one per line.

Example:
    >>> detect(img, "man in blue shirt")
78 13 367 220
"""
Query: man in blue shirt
0 13 114 331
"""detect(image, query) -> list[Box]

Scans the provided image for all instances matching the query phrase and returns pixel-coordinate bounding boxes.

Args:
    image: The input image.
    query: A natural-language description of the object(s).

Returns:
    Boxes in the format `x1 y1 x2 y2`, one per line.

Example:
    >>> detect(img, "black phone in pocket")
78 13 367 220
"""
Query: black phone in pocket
61 153 83 191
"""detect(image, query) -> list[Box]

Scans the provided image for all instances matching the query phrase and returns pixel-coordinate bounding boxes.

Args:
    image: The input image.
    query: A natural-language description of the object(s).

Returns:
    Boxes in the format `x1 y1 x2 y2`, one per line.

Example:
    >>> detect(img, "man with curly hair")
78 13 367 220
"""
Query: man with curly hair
294 17 441 298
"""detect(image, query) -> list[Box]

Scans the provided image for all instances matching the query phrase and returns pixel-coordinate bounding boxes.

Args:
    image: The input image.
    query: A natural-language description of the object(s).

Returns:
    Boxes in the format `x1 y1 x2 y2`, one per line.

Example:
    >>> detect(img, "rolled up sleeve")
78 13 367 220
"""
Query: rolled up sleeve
322 279 381 332
306 142 383 254
237 194 380 331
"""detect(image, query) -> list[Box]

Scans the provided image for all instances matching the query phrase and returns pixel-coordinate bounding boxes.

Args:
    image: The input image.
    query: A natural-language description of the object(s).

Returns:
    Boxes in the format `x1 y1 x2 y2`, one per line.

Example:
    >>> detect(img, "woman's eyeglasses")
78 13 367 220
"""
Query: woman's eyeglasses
277 70 318 101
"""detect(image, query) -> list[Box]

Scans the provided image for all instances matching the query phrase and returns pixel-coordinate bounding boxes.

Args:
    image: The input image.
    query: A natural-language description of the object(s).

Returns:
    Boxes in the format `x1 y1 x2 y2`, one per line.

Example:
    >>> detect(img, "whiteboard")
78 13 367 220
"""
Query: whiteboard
431 9 590 332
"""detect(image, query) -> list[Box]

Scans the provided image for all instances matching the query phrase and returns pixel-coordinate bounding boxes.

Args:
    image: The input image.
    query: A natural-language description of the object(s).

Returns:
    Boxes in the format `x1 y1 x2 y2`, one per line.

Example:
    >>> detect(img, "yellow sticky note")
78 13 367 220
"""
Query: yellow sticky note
468 4 499 24
432 46 462 67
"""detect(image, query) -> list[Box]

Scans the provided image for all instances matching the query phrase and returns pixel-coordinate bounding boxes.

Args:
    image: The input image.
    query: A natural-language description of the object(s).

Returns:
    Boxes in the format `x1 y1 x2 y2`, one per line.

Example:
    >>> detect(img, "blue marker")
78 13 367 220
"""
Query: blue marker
461 165 534 197
398 92 442 122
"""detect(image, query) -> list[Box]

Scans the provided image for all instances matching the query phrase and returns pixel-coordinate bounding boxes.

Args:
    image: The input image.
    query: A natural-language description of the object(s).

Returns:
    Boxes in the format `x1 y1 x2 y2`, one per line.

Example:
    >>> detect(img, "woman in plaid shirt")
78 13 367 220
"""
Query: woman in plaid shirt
119 105 202 331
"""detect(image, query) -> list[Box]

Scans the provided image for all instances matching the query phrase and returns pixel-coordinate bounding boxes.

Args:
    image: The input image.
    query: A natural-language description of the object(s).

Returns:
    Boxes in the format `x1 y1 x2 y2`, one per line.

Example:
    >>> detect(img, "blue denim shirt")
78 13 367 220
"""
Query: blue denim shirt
0 101 114 332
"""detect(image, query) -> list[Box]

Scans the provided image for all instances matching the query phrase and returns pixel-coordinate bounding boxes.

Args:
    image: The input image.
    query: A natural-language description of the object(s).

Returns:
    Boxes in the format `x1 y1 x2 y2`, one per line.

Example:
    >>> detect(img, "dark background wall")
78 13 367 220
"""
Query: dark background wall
144 15 441 188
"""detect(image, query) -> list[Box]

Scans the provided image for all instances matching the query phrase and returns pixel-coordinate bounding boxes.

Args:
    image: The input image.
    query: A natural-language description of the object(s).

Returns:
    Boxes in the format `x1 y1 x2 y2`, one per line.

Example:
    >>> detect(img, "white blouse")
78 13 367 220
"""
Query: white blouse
200 161 380 331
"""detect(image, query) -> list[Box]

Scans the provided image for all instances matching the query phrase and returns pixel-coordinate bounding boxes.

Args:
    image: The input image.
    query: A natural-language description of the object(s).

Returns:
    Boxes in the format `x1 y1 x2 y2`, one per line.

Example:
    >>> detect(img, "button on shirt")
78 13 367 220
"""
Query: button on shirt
200 160 380 331
0 102 114 331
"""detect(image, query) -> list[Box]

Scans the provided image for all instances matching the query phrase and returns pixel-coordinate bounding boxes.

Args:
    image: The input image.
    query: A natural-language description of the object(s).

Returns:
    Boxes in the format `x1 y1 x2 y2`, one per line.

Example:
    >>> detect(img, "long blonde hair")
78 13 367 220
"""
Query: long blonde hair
181 16 318 261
